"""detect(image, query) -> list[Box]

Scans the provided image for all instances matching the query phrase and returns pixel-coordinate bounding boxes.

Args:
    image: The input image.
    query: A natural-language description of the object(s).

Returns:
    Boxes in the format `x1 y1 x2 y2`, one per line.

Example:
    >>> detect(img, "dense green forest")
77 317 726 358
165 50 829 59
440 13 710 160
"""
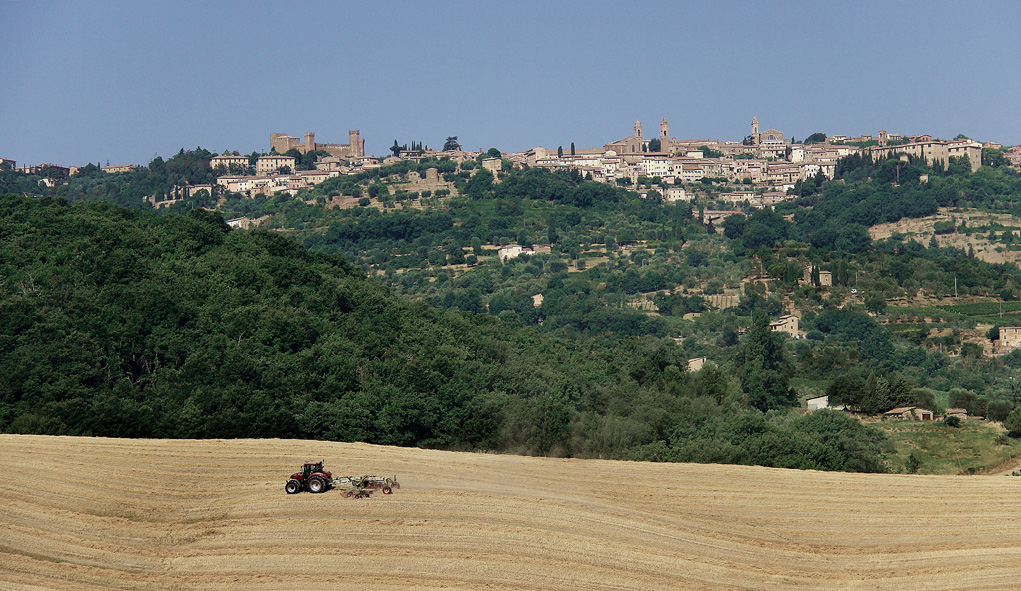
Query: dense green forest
1 193 897 471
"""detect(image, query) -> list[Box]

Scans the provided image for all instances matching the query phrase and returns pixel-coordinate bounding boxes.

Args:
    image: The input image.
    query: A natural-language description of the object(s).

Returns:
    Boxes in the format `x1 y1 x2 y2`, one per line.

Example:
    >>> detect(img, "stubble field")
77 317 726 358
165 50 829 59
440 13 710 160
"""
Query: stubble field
2 435 1020 590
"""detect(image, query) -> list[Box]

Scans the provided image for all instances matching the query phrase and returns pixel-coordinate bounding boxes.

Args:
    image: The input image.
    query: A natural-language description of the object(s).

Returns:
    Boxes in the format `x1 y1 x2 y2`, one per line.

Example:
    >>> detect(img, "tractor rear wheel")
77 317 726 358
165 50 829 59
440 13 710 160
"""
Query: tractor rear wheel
285 479 301 494
382 485 392 495
307 476 326 493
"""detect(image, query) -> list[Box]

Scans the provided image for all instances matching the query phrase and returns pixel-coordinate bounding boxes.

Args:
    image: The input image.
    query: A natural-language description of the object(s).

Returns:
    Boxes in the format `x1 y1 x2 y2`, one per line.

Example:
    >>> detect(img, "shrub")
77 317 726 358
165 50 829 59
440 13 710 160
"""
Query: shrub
944 415 961 428
987 399 1014 422
358 197 370 207
1005 408 1021 437
906 451 921 474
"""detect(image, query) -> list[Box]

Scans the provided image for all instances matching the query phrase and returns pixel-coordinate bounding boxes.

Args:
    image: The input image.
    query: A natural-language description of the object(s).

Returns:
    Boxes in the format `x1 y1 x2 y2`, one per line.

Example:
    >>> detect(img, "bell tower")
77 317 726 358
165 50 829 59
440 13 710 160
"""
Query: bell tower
634 119 642 138
660 117 669 150
751 116 760 145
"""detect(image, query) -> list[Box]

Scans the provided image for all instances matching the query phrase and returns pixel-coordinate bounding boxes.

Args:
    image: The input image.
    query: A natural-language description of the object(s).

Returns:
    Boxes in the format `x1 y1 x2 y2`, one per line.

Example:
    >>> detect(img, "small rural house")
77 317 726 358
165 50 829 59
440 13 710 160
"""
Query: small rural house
806 395 845 411
945 408 969 419
770 314 800 338
883 407 934 421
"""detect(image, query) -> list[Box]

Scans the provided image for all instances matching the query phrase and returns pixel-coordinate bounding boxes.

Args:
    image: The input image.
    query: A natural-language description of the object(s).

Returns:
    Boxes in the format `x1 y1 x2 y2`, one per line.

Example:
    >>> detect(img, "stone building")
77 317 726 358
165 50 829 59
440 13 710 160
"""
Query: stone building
481 157 502 174
770 314 800 338
101 164 137 174
270 130 365 158
604 119 653 154
868 138 982 173
750 116 788 146
209 155 249 171
255 155 296 175
997 327 1021 352
802 265 832 287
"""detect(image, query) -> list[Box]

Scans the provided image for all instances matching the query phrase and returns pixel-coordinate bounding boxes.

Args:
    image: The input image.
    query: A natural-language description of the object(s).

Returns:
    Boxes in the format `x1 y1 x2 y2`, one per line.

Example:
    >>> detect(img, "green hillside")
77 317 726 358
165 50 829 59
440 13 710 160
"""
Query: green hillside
0 193 892 471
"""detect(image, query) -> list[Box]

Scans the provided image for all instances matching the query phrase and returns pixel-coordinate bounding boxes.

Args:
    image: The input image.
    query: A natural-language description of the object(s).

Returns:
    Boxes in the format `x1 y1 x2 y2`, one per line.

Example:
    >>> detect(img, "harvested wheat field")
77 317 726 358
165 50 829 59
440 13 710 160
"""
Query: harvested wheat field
2 435 1020 591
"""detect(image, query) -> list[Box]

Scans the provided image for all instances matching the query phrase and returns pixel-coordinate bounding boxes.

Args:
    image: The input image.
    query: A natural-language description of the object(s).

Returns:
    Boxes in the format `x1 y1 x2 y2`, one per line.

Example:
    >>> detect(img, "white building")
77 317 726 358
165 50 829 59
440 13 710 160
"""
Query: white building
498 244 534 261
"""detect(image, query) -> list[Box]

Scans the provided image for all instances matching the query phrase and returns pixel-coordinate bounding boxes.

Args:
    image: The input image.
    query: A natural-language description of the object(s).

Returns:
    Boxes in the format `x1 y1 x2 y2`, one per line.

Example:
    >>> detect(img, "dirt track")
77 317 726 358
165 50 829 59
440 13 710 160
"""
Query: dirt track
2 435 1020 590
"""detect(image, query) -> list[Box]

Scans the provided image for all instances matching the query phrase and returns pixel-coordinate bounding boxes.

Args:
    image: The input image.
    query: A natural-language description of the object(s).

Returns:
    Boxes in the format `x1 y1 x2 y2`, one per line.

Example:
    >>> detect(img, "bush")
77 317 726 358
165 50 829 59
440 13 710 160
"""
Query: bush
1004 408 1021 437
358 197 371 207
987 399 1014 422
906 451 921 474
944 415 961 428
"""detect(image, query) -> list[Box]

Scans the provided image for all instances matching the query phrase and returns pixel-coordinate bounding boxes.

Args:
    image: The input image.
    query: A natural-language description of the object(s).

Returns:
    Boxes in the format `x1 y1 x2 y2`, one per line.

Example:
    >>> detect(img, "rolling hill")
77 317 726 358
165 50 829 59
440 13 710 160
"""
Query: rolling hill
2 434 1019 590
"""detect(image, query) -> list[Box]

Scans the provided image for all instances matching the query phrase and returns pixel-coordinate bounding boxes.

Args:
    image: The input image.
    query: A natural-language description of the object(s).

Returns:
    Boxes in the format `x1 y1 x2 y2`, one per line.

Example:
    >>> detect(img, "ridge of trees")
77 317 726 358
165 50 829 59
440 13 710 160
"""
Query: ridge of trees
0 193 892 471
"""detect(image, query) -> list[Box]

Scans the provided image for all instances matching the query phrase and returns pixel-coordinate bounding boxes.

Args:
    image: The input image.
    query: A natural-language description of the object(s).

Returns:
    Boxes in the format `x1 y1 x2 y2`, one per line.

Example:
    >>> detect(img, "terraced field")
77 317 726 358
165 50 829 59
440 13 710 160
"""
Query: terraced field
2 435 1020 590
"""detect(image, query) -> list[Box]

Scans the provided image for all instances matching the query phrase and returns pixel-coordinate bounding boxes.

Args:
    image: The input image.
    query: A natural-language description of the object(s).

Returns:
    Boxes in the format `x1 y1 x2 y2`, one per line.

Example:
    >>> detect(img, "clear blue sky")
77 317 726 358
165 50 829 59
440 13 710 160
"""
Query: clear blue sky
2 1 1019 166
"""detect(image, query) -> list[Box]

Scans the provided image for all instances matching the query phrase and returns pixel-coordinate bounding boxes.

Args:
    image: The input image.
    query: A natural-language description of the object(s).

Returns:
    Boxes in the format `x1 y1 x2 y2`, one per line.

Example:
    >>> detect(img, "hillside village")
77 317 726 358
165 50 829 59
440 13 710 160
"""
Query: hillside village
204 118 995 207
6 116 1011 209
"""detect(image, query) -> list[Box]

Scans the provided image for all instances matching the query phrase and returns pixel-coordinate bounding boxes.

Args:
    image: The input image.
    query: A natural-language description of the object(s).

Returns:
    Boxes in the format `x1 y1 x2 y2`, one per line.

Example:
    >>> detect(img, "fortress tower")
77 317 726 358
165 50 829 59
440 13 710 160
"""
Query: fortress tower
349 130 364 157
270 130 364 159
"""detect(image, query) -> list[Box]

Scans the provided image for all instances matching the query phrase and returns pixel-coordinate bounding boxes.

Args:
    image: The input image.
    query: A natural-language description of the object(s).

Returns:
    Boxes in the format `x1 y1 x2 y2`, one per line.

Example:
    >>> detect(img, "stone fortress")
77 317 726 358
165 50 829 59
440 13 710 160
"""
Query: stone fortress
270 130 365 158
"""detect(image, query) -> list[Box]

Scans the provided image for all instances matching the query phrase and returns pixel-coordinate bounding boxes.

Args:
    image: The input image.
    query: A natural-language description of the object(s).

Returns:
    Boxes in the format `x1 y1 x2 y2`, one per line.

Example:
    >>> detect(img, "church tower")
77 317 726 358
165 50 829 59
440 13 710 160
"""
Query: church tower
660 117 669 142
634 119 642 138
751 116 760 145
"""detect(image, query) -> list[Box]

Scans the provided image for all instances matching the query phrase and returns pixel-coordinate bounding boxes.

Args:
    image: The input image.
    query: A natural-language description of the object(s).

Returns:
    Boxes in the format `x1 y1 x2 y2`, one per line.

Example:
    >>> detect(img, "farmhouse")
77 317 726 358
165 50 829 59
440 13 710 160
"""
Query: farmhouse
804 398 845 412
770 314 799 338
802 265 833 287
498 244 534 261
883 407 935 421
945 408 969 419
996 326 1021 352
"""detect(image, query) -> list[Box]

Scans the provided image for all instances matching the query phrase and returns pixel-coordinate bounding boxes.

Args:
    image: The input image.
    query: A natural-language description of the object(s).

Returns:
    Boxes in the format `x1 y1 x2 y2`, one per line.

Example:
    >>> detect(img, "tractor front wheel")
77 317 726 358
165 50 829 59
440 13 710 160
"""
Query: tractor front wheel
382 485 392 495
307 476 326 493
285 480 301 494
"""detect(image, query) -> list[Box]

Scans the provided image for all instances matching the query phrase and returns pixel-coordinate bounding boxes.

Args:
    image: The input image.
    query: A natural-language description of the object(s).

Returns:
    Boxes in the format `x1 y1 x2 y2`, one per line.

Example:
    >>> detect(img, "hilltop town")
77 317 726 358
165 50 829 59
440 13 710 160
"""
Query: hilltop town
4 117 1016 211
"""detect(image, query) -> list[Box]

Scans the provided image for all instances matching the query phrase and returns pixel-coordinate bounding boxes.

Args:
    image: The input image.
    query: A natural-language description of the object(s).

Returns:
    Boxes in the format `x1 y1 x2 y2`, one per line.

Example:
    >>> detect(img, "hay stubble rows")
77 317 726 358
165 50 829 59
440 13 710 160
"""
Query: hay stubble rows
1 435 1019 590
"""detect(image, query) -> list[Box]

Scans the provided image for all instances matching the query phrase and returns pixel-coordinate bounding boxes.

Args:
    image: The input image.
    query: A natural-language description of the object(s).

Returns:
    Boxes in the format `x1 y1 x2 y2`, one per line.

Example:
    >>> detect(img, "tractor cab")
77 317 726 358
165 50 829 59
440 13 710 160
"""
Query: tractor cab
297 460 330 480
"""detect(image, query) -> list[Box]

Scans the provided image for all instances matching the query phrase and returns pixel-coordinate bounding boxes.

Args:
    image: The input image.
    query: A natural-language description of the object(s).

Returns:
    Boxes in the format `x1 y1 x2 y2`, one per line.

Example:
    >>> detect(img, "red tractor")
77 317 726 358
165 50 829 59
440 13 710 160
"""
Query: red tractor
285 460 334 494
